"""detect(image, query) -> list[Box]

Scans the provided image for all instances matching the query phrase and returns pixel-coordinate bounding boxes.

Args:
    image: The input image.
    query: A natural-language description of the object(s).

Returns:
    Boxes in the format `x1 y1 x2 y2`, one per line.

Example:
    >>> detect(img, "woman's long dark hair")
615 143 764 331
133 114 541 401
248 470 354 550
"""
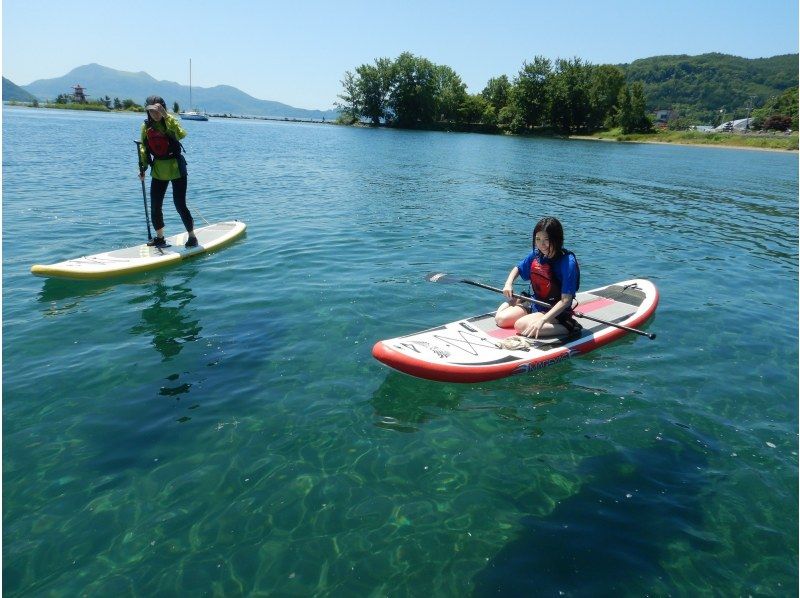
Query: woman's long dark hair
532 217 564 253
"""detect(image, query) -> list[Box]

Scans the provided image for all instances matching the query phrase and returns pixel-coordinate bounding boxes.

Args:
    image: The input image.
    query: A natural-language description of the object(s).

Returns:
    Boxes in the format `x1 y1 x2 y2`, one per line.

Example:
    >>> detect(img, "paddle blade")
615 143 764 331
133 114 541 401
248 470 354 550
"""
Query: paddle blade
424 272 462 284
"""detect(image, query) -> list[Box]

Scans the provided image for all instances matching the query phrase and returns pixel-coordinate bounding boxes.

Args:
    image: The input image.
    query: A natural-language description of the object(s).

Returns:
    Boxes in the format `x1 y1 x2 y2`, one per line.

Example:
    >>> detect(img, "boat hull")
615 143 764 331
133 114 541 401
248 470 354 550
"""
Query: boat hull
180 112 208 121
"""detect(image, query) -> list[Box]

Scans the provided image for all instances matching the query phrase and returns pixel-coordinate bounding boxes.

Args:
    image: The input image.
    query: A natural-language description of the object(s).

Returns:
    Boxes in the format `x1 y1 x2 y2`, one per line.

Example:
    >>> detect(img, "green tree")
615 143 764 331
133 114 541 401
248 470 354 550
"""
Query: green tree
480 104 498 127
616 84 633 132
458 93 488 125
435 65 467 122
388 52 438 127
666 116 693 131
498 101 524 133
335 70 361 124
113 97 122 110
751 87 798 130
173 101 180 113
617 82 652 133
549 58 592 133
481 75 511 113
629 81 652 132
356 58 393 125
513 56 552 129
588 65 625 131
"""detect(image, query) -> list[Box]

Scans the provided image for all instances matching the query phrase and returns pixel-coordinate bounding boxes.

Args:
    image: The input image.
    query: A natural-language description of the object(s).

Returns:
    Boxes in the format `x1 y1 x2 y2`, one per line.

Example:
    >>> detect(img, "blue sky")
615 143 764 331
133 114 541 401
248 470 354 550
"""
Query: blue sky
3 0 798 109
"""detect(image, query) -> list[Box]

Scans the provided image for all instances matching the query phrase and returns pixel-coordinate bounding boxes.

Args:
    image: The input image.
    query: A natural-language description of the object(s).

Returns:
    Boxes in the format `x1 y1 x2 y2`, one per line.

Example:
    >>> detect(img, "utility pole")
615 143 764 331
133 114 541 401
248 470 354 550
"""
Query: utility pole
745 95 757 131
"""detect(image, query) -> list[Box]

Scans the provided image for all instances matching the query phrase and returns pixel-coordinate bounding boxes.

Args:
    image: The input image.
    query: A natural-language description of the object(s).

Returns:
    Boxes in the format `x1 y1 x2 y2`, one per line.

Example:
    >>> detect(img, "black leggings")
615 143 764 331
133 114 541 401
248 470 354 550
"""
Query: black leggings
150 177 193 232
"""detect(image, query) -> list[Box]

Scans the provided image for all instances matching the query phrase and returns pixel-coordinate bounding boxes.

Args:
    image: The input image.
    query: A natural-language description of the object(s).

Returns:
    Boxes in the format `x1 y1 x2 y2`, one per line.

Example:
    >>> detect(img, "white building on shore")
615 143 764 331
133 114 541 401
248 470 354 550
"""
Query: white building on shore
712 118 754 132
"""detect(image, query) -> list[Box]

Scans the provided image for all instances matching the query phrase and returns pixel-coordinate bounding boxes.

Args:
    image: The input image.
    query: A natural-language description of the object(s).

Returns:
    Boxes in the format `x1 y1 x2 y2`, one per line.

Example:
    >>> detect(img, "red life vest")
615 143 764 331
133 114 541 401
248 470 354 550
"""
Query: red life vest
144 123 181 160
530 250 580 305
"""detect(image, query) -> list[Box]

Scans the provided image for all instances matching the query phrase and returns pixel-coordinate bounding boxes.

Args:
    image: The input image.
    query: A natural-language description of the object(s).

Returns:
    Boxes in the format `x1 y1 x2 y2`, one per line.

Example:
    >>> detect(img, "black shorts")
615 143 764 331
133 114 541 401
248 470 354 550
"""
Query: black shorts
556 312 583 334
525 293 582 334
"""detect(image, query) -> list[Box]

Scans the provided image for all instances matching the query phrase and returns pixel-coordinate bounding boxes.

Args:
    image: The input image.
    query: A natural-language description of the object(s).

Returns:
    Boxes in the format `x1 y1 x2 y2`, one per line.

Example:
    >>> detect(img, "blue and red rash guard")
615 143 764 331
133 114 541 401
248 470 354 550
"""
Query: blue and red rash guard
516 249 579 313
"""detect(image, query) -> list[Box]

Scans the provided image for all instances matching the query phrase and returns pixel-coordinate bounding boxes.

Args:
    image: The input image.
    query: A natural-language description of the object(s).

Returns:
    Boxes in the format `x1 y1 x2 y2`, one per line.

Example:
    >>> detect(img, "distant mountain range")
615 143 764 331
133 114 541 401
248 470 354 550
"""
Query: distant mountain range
11 64 339 120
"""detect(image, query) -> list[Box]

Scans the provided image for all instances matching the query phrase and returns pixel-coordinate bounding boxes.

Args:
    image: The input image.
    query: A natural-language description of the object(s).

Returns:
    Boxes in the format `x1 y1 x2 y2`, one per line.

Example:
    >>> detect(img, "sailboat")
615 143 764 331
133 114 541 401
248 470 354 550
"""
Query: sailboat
179 59 208 121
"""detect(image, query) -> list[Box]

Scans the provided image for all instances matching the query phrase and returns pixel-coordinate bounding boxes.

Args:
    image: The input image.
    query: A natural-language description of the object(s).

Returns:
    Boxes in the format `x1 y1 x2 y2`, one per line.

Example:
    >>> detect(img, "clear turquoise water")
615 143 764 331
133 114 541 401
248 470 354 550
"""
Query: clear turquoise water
3 106 797 596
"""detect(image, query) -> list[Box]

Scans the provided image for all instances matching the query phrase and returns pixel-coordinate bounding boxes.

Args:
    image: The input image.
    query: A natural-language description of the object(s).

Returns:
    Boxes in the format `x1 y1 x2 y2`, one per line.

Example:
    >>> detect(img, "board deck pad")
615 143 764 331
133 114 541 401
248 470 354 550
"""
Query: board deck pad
31 221 245 280
372 279 658 383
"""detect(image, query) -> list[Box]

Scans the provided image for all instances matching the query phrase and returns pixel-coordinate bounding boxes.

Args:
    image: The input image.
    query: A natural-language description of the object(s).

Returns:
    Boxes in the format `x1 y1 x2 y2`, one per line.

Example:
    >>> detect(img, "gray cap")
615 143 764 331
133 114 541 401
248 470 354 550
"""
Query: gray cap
145 95 166 111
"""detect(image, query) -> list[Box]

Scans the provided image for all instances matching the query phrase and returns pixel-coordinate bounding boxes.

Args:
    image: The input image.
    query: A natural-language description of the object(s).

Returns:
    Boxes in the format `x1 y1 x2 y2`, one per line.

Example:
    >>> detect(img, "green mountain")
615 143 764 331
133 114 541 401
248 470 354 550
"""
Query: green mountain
3 77 37 102
621 53 798 122
19 64 339 119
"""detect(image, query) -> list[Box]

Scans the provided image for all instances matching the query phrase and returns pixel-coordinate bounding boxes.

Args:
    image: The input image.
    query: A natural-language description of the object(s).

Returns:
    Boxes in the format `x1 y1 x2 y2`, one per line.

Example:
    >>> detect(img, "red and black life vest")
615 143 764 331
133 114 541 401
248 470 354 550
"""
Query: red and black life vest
144 121 183 161
530 250 580 305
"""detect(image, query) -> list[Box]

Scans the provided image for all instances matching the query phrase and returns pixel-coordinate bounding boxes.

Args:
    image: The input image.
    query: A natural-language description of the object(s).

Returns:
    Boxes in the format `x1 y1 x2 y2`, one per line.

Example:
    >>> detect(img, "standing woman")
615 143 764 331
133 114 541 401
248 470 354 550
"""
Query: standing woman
138 95 198 248
495 216 582 339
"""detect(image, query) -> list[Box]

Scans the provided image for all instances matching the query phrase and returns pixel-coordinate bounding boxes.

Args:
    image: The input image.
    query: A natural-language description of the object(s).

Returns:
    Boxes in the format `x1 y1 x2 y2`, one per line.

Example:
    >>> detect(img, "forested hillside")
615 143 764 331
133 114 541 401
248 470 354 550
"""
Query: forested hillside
3 77 37 102
621 53 798 123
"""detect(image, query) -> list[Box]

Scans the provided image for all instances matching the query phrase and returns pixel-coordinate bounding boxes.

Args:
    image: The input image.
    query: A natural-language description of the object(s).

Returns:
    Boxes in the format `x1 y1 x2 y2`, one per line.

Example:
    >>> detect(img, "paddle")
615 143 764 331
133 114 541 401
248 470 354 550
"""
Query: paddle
425 272 656 340
134 141 153 241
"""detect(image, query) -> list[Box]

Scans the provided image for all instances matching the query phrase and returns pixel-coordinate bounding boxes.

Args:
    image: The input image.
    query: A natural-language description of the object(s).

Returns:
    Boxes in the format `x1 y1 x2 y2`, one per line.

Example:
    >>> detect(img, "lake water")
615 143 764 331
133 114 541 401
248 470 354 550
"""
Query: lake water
3 106 797 596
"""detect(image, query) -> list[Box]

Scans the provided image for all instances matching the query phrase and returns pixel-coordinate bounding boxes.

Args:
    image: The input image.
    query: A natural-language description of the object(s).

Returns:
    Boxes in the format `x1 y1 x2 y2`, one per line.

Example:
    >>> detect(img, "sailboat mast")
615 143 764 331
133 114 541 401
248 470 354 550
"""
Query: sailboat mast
179 58 207 119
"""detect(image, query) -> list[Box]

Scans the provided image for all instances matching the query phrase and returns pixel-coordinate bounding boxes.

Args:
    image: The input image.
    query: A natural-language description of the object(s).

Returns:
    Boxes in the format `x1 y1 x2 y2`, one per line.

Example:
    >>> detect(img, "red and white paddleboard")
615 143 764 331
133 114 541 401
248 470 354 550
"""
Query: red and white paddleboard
372 279 659 383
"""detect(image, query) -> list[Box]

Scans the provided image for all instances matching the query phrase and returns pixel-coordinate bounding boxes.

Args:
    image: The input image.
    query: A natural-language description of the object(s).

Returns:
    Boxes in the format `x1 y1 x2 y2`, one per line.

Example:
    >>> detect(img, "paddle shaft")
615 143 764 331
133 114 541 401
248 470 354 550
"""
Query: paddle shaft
134 141 153 240
461 278 656 340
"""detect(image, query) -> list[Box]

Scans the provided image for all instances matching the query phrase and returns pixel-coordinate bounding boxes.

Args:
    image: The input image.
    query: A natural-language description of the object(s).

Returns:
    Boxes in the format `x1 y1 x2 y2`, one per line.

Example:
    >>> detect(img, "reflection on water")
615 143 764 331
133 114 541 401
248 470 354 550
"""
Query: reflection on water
38 277 117 305
370 373 465 432
38 276 138 316
472 442 711 597
37 270 170 315
129 270 201 361
160 372 199 422
370 363 576 433
34 269 204 412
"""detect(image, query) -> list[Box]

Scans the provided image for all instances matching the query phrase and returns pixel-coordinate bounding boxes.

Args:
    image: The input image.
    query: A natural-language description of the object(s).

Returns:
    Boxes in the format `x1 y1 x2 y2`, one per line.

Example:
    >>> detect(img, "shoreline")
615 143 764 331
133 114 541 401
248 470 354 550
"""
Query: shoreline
3 102 333 125
6 104 796 152
568 135 798 153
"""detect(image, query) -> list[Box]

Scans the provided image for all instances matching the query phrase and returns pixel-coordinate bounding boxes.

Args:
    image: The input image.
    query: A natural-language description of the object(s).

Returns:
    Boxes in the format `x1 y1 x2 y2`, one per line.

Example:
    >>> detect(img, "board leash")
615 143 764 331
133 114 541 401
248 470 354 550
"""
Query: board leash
187 200 211 226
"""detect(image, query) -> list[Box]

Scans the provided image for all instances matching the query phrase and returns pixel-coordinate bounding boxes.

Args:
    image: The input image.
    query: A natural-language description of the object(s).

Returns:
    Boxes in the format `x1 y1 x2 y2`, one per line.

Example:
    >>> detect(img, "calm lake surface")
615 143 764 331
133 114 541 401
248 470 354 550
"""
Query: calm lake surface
3 106 798 596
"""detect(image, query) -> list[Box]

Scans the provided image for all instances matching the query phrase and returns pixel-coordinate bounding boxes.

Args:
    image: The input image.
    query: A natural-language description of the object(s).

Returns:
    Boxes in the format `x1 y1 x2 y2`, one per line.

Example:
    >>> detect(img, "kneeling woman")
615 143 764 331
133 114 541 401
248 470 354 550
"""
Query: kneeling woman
495 216 582 339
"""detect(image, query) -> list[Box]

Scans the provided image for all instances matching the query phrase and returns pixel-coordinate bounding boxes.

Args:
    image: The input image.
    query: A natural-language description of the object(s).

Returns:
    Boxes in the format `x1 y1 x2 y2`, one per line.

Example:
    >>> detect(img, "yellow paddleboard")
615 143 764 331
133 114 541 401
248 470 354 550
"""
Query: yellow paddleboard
31 221 245 280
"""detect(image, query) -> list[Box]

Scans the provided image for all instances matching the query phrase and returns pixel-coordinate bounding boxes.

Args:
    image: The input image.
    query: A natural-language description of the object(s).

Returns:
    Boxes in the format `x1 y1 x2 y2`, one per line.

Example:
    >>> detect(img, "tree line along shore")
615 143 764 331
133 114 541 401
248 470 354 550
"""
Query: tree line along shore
4 100 334 126
335 52 798 150
8 97 795 151
12 94 167 113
